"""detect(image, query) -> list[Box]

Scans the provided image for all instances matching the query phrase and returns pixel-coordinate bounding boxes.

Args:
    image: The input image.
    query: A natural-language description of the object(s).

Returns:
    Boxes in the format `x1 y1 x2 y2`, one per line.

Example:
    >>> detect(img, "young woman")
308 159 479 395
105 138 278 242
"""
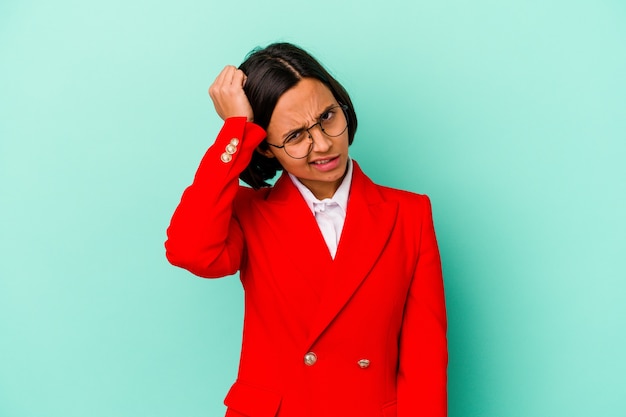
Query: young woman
165 43 447 417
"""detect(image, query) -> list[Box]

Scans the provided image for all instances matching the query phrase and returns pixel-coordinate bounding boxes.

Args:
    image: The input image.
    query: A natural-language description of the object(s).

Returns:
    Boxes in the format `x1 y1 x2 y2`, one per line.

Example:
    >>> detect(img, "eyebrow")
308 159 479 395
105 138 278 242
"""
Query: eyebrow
281 103 337 140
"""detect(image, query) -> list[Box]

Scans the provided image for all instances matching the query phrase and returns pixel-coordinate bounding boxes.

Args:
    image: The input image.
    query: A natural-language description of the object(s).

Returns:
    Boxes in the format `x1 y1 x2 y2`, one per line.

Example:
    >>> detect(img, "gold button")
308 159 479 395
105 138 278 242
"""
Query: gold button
357 359 370 369
230 138 240 146
220 152 232 163
225 144 237 155
304 352 317 366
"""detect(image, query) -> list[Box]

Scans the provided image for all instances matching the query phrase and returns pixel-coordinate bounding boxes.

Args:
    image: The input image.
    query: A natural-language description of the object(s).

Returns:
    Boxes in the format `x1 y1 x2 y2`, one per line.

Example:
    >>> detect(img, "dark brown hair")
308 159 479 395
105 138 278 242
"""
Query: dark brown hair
238 42 358 188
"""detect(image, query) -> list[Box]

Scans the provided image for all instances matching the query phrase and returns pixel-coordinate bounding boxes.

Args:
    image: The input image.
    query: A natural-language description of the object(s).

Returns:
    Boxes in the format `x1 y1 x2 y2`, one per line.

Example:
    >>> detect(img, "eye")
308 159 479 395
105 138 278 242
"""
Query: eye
320 109 336 122
284 130 305 145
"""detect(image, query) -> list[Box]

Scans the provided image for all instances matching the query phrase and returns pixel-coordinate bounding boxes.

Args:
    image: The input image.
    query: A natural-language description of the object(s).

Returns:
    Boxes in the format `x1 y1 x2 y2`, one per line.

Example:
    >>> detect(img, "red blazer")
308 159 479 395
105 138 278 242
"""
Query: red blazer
166 117 447 417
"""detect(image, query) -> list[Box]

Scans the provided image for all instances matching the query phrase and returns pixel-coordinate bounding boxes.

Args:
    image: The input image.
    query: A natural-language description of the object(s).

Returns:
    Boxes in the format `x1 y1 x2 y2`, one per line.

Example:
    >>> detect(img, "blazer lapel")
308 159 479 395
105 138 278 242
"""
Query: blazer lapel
305 162 398 348
251 173 333 293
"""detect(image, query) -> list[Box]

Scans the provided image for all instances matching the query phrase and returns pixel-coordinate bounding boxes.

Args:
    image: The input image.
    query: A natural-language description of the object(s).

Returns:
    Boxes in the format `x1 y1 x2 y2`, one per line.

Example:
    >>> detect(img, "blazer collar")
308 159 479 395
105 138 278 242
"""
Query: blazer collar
306 161 398 347
252 161 399 346
253 171 334 299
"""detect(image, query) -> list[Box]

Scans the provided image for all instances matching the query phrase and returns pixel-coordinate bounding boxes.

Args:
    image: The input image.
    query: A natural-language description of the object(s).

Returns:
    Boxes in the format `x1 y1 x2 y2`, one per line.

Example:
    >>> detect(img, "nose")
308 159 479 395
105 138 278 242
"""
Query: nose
307 124 332 153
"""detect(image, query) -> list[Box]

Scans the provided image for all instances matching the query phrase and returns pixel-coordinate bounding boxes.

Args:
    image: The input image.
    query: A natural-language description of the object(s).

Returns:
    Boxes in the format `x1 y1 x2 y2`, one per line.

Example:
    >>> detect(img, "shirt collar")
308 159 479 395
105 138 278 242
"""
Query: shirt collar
288 158 353 215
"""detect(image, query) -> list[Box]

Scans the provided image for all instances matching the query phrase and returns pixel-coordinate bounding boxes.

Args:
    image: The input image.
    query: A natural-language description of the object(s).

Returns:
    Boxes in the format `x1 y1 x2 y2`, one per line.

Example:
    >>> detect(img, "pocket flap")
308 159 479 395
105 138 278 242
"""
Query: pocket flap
224 380 282 417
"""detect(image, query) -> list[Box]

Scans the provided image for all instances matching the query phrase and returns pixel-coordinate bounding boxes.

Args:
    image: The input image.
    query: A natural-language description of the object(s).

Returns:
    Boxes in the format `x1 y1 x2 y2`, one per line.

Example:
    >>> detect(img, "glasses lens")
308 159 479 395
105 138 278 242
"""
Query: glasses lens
284 137 313 159
282 105 348 159
320 105 348 137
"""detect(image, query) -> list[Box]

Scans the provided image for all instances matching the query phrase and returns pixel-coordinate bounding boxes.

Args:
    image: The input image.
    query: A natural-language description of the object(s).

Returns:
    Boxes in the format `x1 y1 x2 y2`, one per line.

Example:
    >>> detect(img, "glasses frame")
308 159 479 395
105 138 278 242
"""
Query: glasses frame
267 104 349 159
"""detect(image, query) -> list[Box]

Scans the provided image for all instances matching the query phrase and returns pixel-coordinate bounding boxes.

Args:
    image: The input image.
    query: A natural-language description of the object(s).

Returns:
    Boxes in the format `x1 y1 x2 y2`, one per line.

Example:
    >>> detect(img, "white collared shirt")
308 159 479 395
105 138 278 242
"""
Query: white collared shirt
288 159 353 259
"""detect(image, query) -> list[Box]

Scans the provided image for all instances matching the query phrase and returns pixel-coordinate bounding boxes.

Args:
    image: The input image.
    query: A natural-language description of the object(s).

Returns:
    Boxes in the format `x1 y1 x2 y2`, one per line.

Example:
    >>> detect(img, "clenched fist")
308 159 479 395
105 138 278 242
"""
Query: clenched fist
208 65 254 122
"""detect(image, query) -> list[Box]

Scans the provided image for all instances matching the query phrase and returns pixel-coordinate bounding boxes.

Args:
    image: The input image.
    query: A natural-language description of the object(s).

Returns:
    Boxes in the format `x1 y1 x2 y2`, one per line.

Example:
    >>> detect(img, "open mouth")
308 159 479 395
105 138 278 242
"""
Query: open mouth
309 155 341 171
312 158 335 165
310 155 338 165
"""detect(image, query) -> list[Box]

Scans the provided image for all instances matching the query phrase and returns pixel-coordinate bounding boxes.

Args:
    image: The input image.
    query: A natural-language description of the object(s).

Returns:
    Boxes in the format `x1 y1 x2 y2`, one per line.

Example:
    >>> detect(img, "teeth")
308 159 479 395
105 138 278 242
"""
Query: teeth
314 159 330 164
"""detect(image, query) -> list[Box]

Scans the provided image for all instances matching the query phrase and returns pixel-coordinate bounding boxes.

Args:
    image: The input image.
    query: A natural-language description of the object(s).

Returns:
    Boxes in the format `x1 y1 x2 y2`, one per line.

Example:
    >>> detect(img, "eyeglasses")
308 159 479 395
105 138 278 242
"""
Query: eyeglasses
267 104 349 159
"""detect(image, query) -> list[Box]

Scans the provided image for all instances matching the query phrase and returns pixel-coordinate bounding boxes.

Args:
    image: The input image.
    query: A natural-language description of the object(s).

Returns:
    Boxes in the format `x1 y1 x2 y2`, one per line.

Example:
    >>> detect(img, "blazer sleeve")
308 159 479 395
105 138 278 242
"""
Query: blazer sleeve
397 195 448 416
165 117 266 278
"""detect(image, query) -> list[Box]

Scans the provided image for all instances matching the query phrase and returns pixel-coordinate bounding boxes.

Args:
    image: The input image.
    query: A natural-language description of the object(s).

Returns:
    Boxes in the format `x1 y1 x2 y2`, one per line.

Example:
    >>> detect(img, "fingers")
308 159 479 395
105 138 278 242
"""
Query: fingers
209 66 245 98
210 66 232 95
224 66 235 85
209 66 231 100
232 68 247 87
212 65 245 87
208 65 254 122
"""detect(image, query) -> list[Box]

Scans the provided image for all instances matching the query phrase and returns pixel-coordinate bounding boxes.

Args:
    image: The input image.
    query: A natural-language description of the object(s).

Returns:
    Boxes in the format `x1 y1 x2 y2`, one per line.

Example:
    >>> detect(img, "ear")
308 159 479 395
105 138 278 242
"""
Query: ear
256 146 275 158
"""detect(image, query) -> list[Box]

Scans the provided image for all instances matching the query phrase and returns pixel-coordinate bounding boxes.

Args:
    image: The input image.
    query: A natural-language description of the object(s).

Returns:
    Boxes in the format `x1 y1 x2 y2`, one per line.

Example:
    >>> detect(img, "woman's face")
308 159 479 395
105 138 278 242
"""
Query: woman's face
264 78 350 200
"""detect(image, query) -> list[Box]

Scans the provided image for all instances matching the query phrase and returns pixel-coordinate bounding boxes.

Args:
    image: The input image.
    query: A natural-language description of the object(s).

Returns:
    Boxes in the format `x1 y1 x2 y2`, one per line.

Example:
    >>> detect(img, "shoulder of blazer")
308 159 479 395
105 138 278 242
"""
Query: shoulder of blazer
352 161 431 210
377 184 431 206
381 188 433 228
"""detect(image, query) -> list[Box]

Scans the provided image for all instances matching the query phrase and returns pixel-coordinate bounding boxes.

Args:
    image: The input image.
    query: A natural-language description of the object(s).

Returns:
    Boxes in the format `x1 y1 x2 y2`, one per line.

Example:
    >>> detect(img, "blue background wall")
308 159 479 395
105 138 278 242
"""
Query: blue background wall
1 0 625 416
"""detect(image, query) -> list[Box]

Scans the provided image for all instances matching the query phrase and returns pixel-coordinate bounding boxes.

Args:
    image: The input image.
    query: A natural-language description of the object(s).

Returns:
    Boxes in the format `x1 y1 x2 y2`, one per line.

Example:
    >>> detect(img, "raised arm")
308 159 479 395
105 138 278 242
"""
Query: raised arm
165 66 266 278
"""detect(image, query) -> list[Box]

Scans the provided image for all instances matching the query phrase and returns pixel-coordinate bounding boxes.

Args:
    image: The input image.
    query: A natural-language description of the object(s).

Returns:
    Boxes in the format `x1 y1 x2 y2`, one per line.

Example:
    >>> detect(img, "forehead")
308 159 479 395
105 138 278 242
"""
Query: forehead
268 78 336 131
